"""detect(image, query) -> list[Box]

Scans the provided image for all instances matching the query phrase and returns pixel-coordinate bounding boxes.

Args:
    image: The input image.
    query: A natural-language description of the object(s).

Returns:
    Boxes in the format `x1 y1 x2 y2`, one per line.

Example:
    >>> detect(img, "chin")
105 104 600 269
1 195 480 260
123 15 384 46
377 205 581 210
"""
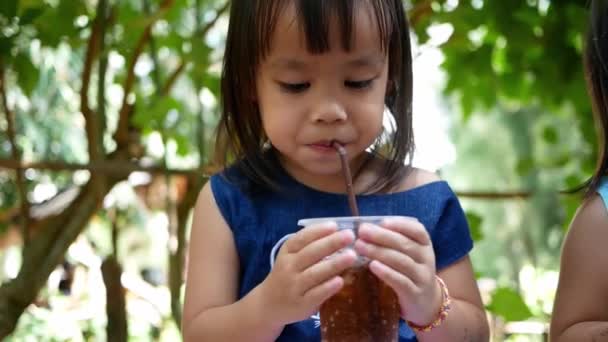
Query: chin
301 163 345 177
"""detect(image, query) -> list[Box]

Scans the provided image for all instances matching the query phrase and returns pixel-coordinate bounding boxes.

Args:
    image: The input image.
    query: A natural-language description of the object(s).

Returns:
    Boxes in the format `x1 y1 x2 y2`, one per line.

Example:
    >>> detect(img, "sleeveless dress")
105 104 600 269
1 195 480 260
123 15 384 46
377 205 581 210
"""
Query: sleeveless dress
210 165 474 341
596 178 608 208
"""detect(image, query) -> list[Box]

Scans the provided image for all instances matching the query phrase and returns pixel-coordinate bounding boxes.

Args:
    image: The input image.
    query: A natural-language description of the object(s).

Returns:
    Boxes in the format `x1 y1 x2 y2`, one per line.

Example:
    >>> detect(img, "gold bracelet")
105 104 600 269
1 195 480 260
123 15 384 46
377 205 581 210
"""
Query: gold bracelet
407 276 452 333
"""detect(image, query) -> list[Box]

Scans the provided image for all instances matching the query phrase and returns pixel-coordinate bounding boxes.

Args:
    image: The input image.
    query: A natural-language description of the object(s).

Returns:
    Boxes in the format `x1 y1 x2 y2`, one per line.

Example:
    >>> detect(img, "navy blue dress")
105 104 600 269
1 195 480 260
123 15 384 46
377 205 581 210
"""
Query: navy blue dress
210 165 473 341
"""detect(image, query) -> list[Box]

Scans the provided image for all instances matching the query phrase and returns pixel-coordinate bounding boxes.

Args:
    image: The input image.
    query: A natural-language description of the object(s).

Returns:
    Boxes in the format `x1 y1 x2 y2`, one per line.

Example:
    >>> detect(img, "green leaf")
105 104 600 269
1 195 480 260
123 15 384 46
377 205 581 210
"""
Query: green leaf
18 0 44 10
516 158 534 176
172 134 190 156
202 72 221 97
133 97 183 130
486 287 533 322
564 174 584 190
19 6 44 25
34 0 83 47
542 126 558 144
13 52 38 95
0 0 18 19
189 41 212 72
0 221 8 235
465 211 484 242
0 37 13 56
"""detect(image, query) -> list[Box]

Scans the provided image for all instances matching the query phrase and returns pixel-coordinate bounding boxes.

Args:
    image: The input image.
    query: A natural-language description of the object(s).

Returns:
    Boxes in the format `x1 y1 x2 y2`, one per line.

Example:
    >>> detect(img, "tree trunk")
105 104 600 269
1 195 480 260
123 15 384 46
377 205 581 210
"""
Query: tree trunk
102 256 128 342
0 177 118 338
168 175 205 328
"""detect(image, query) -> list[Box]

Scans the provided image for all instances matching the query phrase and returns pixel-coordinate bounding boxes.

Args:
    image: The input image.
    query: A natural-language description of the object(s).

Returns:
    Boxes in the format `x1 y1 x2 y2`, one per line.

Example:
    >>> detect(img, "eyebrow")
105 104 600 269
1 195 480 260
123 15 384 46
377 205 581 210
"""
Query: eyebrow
269 59 308 71
268 54 385 71
345 55 385 68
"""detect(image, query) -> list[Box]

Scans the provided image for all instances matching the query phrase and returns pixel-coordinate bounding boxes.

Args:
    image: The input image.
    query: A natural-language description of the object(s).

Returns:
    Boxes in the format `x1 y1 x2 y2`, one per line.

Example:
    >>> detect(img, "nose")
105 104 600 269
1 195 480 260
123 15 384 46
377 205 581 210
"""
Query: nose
310 99 347 124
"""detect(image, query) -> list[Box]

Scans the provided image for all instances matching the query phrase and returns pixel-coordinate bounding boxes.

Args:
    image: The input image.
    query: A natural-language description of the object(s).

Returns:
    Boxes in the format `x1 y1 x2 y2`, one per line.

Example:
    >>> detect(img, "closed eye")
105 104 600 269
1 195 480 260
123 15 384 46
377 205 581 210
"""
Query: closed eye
278 82 310 93
345 79 375 89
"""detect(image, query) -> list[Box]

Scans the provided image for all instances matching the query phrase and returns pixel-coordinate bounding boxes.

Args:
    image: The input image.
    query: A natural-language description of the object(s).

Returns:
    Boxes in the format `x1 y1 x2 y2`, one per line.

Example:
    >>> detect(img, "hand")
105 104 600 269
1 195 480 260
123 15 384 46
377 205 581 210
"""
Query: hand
353 217 443 326
259 222 358 325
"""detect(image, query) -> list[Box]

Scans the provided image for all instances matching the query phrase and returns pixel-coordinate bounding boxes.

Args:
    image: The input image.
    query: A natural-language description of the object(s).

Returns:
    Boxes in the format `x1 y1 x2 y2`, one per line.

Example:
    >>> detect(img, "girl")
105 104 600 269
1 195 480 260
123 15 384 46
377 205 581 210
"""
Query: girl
182 1 489 341
550 1 608 340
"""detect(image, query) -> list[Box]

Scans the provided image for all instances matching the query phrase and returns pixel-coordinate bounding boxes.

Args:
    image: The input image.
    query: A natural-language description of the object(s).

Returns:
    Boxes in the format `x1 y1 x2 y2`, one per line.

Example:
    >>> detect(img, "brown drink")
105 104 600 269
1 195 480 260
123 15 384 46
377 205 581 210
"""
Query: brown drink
298 142 401 342
297 217 402 342
320 262 400 342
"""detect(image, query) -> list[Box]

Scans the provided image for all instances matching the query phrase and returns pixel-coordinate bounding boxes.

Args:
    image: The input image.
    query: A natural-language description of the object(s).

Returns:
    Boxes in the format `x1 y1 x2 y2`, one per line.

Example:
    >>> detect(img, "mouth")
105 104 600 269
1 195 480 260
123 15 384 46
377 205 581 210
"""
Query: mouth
310 140 334 148
308 140 344 153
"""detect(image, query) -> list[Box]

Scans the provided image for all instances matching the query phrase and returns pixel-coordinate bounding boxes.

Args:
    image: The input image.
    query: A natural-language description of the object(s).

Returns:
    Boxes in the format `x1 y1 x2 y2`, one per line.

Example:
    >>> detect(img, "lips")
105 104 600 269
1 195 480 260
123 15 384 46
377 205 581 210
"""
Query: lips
307 140 344 154
310 140 334 148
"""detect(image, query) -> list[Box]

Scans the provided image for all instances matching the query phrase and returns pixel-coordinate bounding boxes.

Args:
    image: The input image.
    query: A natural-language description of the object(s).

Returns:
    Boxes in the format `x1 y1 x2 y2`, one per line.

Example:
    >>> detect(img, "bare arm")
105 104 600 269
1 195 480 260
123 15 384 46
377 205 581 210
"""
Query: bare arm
550 195 608 342
417 256 489 342
399 169 489 341
181 183 284 342
182 182 357 341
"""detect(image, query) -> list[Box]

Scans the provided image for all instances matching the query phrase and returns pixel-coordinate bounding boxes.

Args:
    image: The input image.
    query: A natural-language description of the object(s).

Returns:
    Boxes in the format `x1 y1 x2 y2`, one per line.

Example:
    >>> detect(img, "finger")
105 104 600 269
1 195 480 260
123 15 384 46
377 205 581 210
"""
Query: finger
381 217 431 245
285 221 338 254
303 276 344 307
354 239 424 283
294 229 356 270
368 260 417 297
357 223 426 262
299 249 358 292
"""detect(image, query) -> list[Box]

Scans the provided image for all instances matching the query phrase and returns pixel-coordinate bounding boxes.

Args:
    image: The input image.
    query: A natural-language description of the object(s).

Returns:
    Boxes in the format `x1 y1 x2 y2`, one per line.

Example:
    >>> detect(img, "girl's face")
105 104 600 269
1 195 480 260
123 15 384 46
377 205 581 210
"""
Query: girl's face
255 3 388 192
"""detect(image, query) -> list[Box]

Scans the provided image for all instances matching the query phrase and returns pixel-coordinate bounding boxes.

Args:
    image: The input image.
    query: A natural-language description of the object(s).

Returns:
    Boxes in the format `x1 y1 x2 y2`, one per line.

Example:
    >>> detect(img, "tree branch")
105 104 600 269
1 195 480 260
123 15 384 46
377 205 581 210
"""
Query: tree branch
0 177 118 338
0 158 212 177
143 0 162 90
0 61 30 246
169 176 204 327
114 0 175 148
161 61 186 96
96 0 112 152
409 0 434 28
80 0 106 163
455 191 551 200
160 1 229 96
195 1 230 39
0 158 576 200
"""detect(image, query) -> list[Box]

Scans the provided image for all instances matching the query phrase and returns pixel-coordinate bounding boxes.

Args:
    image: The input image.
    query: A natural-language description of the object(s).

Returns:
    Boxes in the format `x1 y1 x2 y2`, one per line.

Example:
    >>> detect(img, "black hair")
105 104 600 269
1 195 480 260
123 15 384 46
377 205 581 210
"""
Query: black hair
582 0 608 197
214 0 414 193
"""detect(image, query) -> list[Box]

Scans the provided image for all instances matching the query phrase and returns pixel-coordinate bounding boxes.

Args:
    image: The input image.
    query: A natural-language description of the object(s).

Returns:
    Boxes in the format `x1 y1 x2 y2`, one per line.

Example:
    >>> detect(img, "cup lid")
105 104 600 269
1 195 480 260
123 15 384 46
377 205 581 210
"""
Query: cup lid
297 215 415 226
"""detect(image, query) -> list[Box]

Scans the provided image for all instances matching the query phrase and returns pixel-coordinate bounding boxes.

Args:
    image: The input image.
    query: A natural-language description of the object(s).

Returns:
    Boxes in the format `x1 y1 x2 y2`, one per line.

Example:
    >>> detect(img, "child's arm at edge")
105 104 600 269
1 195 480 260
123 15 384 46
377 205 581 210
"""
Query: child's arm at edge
416 256 490 342
181 183 284 342
550 195 608 341
400 169 489 341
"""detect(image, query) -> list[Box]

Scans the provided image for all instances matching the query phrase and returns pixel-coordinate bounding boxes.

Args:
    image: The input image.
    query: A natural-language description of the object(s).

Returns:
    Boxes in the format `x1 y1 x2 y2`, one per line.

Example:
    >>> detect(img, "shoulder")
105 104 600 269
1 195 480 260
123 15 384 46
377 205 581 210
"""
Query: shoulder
204 170 248 229
550 194 608 336
397 167 442 192
195 180 220 216
562 194 608 259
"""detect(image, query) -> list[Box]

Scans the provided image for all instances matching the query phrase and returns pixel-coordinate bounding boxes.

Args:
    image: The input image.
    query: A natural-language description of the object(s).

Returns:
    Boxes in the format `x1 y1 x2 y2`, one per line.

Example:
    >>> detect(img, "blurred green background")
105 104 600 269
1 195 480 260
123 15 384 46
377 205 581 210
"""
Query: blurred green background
0 0 593 341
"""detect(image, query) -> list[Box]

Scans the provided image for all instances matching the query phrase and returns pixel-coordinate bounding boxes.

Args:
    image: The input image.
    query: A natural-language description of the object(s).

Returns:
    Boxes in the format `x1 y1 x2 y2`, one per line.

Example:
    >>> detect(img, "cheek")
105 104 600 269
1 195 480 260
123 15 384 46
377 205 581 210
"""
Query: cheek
260 107 296 145
356 102 385 139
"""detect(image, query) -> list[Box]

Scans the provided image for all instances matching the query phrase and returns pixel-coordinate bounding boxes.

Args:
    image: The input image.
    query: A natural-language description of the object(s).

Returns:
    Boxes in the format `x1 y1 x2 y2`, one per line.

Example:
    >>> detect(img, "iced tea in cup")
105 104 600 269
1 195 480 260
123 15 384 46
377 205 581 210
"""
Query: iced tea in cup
298 216 404 342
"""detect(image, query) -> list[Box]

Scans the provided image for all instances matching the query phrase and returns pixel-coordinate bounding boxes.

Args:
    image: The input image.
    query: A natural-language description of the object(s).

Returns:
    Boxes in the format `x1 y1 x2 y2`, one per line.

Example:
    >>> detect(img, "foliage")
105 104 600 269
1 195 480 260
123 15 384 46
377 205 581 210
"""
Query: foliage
0 0 599 339
409 0 593 328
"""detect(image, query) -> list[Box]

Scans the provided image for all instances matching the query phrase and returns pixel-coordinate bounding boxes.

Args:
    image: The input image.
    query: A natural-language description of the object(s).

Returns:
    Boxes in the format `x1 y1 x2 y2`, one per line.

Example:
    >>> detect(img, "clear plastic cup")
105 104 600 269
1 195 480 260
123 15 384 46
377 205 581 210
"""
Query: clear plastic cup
298 216 406 342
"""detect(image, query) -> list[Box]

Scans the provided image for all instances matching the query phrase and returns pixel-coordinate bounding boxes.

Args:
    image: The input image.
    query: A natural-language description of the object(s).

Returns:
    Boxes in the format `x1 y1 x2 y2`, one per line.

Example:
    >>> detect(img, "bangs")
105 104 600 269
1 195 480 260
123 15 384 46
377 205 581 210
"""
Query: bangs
255 0 395 60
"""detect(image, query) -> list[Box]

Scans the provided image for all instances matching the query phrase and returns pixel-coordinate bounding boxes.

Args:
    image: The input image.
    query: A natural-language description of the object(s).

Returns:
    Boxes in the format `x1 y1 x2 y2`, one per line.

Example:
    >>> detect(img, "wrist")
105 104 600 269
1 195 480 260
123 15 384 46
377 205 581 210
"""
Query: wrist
406 276 451 333
248 283 287 332
404 276 443 325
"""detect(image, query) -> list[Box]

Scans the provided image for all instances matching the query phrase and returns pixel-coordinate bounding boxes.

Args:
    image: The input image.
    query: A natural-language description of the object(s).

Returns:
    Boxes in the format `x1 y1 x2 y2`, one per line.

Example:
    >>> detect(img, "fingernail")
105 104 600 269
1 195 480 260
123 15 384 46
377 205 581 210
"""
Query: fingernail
341 228 355 240
343 249 357 260
354 240 368 253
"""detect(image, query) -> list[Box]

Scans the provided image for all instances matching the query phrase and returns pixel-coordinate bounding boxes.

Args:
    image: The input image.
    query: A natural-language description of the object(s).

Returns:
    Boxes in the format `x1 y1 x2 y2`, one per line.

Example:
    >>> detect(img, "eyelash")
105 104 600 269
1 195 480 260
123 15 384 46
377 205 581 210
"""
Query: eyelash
278 78 376 93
